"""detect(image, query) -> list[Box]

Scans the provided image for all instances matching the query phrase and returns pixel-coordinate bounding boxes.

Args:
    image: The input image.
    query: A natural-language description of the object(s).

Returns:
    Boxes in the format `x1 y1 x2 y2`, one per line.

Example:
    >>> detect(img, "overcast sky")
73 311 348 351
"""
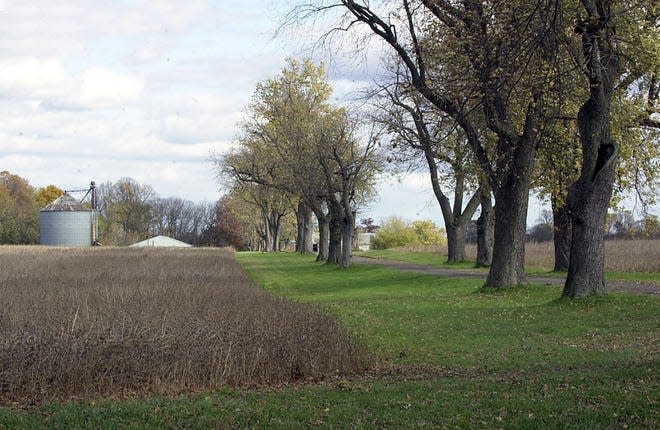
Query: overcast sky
0 1 555 227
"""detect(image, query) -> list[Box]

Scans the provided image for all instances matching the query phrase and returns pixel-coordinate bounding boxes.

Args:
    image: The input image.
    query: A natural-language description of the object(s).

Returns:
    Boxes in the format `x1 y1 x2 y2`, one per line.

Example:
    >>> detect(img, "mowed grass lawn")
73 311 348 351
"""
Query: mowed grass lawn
2 252 658 429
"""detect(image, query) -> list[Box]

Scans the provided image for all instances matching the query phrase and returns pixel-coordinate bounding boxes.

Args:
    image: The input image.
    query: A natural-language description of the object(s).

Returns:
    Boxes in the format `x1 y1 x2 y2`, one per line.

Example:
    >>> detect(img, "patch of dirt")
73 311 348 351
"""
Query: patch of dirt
353 256 660 296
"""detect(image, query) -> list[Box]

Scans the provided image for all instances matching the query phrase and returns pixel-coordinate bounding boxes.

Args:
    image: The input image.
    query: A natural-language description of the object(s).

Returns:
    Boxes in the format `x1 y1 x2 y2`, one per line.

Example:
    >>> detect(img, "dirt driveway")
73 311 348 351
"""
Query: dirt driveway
353 256 660 296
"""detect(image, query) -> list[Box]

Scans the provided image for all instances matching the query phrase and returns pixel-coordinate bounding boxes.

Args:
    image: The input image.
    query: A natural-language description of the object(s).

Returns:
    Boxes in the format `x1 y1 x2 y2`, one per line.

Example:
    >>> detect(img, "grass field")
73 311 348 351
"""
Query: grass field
1 249 657 429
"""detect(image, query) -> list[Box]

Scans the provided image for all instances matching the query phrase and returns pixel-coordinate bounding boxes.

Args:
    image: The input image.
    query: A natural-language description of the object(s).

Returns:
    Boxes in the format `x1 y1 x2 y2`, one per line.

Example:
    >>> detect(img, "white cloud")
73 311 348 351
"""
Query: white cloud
0 59 144 109
0 3 86 57
80 68 144 107
0 58 74 100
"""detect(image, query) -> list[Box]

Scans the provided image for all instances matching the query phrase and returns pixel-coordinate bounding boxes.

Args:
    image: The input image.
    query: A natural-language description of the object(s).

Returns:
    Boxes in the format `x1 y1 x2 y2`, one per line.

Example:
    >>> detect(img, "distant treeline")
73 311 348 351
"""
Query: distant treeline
0 172 244 248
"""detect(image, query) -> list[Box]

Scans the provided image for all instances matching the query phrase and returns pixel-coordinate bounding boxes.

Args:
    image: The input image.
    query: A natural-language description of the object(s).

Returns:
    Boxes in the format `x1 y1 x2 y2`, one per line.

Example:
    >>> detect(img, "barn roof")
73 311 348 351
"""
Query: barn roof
129 235 193 248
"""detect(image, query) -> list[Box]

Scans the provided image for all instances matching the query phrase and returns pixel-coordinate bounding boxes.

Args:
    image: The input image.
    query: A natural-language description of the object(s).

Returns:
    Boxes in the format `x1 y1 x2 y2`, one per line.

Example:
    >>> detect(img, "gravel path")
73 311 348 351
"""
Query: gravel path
353 256 660 296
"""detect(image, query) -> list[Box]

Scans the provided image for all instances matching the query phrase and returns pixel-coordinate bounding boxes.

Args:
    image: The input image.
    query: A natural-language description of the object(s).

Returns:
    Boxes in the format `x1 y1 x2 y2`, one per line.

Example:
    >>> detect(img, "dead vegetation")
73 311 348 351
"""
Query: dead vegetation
405 239 660 272
523 239 660 272
0 247 369 403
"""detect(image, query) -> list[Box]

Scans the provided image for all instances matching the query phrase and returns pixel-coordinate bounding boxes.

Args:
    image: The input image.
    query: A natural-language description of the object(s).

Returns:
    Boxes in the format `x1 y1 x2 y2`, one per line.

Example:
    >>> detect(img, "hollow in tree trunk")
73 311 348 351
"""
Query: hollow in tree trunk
564 101 618 297
564 7 620 298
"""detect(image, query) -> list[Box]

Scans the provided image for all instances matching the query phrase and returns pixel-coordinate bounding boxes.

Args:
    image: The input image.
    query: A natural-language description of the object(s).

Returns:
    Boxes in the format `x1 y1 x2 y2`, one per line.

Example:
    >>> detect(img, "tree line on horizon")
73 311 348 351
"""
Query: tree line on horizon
0 172 245 248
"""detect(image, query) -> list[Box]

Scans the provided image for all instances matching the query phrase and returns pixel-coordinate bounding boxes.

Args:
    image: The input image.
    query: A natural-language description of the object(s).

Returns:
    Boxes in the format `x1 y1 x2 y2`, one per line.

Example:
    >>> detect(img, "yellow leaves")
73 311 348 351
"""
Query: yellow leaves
34 184 64 208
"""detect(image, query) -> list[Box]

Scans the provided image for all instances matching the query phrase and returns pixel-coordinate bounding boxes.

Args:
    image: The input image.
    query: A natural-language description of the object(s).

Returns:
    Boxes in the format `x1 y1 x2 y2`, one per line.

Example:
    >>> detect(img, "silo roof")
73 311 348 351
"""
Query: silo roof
41 193 90 212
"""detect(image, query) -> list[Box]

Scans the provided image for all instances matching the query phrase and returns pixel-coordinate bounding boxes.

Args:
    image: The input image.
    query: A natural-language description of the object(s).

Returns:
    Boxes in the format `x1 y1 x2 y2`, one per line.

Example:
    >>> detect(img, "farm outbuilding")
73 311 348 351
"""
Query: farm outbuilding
40 193 94 246
129 235 192 248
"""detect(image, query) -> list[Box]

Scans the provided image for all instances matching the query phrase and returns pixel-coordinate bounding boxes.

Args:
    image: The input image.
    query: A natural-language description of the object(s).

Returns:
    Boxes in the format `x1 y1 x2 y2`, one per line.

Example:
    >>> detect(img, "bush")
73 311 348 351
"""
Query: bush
410 220 447 245
371 217 446 249
527 222 553 242
371 217 419 249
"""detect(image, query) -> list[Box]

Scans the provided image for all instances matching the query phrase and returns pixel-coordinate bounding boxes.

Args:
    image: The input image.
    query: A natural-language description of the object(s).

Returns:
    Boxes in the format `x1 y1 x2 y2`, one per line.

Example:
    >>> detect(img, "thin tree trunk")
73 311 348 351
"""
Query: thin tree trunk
476 187 493 267
326 201 342 265
295 201 304 253
551 196 570 272
422 148 479 264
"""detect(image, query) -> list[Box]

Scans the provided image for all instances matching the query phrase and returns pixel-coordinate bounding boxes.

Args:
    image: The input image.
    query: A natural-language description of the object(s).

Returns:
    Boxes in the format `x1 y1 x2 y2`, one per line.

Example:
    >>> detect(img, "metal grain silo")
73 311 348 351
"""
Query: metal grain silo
40 193 93 246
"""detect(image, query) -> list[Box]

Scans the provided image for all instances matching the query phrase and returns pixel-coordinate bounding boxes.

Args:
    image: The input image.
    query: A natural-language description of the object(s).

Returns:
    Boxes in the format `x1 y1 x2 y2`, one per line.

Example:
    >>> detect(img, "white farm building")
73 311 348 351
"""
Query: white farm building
129 235 192 248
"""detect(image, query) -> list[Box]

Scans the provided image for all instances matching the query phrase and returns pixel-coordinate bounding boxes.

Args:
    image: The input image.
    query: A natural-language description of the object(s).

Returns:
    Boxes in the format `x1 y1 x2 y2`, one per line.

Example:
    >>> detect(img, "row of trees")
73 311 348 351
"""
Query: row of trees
96 178 228 246
216 59 383 268
284 0 659 297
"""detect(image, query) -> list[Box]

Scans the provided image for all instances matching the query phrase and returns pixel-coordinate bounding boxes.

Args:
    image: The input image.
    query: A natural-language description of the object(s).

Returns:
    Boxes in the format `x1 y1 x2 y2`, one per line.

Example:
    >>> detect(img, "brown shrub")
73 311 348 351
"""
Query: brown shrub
0 247 369 403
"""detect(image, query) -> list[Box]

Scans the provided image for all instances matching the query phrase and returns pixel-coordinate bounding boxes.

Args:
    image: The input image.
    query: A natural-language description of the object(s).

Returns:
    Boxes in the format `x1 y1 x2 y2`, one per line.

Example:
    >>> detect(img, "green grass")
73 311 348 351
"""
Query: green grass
355 248 485 270
2 252 658 429
356 248 660 283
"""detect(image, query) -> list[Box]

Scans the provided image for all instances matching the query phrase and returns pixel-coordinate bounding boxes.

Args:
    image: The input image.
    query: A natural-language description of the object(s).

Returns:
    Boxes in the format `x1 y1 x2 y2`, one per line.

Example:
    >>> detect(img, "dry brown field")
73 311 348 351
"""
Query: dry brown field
407 239 660 272
0 246 368 403
525 239 660 272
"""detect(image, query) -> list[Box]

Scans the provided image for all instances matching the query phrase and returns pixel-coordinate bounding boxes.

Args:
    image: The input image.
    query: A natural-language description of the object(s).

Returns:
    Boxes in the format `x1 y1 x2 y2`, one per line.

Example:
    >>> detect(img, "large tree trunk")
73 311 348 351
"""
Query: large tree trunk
484 184 529 287
261 216 272 252
476 187 493 267
551 196 571 272
564 98 618 297
326 200 342 265
340 207 355 269
483 140 535 288
268 212 281 252
317 215 329 261
446 222 466 262
563 5 620 298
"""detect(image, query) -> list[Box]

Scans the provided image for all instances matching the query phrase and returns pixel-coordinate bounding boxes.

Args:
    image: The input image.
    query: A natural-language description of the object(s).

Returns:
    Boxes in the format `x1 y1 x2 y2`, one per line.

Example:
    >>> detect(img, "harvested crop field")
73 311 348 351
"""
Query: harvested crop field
0 247 369 403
